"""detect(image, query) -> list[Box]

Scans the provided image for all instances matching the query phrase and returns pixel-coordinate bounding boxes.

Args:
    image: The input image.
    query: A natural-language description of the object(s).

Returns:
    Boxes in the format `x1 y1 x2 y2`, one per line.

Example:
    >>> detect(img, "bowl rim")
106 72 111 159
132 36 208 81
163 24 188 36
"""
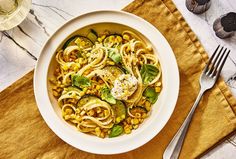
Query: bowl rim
34 10 179 154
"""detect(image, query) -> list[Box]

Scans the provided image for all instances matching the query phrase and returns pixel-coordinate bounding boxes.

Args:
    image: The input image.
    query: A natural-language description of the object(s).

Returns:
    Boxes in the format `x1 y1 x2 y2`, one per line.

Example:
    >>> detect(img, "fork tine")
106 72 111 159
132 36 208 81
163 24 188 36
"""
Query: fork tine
215 50 230 78
206 46 224 75
210 48 228 77
204 45 220 73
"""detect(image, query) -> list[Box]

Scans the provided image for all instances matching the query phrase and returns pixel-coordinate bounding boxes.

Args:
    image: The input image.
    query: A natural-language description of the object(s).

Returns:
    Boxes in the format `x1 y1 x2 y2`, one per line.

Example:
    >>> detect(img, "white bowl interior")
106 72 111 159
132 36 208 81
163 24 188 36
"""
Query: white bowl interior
34 10 179 154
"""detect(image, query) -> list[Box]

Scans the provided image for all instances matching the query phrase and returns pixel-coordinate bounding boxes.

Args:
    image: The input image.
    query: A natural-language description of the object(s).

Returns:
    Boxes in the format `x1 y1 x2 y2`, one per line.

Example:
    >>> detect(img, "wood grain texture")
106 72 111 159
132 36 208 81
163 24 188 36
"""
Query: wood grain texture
0 0 235 159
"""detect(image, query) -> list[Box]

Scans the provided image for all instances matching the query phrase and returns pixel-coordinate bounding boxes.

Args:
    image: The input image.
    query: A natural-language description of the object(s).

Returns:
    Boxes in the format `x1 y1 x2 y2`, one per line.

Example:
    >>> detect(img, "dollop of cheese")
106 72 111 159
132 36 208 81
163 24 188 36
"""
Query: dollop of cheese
111 74 138 100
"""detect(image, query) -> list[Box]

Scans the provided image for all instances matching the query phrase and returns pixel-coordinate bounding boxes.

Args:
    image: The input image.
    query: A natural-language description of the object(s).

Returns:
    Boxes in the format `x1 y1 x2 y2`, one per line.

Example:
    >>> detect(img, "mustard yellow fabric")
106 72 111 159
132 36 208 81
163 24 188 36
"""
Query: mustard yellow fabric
0 0 236 158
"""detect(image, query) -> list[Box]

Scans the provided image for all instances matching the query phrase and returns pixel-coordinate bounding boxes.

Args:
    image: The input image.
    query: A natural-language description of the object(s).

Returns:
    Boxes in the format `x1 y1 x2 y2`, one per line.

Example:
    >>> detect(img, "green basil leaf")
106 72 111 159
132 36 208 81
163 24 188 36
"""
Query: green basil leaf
140 64 159 85
101 86 116 104
143 87 159 104
109 125 123 138
108 48 121 63
72 75 91 88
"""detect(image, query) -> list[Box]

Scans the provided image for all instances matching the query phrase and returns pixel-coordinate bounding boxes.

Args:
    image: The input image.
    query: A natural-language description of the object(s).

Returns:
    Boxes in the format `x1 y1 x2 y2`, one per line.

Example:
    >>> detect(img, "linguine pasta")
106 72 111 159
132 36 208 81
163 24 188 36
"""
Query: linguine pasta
50 29 162 138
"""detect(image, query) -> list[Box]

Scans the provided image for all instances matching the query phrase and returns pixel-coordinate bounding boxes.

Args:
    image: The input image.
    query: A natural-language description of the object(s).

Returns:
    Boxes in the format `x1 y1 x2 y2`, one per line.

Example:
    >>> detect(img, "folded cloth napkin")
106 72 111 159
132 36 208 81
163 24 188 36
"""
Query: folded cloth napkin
0 0 235 158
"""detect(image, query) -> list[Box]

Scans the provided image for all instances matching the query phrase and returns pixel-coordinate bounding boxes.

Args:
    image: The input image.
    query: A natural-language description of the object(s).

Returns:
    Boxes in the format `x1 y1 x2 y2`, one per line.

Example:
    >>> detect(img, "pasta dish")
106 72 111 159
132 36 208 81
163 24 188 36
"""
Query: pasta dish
50 29 162 138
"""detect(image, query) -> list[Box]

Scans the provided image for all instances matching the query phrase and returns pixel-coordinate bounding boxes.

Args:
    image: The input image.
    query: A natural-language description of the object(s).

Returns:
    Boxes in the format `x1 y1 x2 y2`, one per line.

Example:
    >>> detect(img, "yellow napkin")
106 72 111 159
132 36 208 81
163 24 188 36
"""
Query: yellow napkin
0 0 236 158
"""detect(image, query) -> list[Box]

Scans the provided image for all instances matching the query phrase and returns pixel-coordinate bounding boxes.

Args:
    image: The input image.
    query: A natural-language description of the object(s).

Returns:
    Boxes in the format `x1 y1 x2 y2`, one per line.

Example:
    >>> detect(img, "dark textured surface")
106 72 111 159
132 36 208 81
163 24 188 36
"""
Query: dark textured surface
221 12 236 32
196 0 210 5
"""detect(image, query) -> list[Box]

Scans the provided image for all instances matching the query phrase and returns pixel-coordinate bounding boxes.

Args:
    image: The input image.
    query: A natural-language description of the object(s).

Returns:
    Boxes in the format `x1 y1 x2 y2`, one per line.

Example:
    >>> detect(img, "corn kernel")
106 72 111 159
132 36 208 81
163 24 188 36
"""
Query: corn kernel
76 108 81 113
95 127 101 136
133 124 139 129
86 90 91 94
70 114 76 118
78 58 83 64
124 128 131 134
100 132 105 138
124 125 128 129
81 41 85 46
83 58 88 64
121 114 125 119
64 115 70 120
79 91 85 97
116 117 121 123
75 117 82 123
109 35 115 41
73 66 79 72
145 101 151 107
146 45 153 52
126 117 131 124
104 110 109 117
97 107 101 113
83 87 88 92
65 108 73 114
155 82 162 87
117 36 122 43
97 38 102 43
123 34 130 41
155 87 161 92
145 105 151 111
107 61 115 65
62 65 68 71
96 85 100 90
101 35 106 40
87 110 95 116
75 38 81 44
142 113 147 118
86 53 91 57
139 118 144 123
131 118 139 125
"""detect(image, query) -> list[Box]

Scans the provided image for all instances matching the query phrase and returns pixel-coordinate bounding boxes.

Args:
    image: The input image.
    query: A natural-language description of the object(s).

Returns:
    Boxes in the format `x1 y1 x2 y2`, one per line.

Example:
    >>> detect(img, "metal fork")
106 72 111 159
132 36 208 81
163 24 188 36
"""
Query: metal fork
163 45 230 159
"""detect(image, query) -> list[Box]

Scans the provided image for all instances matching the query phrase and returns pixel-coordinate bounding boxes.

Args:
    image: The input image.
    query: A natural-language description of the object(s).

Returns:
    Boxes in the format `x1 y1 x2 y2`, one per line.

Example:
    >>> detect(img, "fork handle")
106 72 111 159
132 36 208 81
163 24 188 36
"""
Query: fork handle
163 89 205 159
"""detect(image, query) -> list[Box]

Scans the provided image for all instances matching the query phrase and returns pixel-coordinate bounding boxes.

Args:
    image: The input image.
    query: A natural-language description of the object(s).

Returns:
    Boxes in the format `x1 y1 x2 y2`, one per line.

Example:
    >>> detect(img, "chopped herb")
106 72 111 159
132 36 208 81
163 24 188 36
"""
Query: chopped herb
140 64 159 85
72 74 91 88
109 124 123 138
108 48 121 63
101 86 116 104
143 87 159 104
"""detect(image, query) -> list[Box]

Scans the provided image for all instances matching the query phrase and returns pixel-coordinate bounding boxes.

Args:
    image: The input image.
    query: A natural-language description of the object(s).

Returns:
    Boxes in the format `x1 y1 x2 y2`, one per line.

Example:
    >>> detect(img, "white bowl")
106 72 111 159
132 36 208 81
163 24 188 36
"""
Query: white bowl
34 10 179 154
